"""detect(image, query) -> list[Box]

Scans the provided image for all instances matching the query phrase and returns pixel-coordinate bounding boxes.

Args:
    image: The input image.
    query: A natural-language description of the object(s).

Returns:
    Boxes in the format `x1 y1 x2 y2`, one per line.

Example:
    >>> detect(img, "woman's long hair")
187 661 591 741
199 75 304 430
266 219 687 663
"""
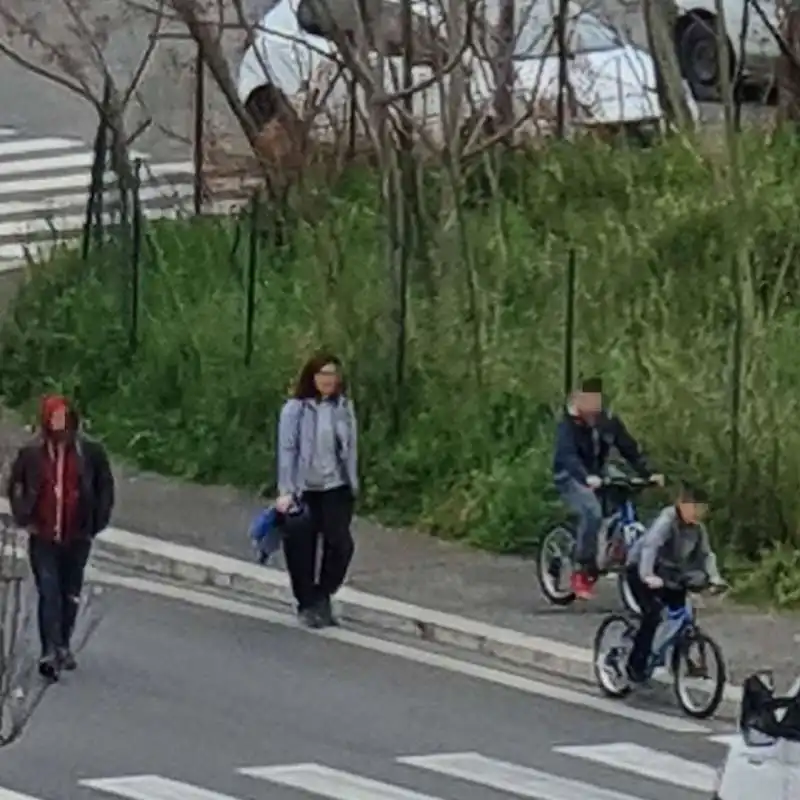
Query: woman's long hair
292 351 345 399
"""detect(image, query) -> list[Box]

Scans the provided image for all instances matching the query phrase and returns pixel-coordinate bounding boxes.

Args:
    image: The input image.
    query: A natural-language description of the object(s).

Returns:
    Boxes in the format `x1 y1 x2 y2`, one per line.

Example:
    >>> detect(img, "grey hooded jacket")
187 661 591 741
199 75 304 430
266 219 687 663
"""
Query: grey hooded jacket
277 396 359 497
627 504 722 582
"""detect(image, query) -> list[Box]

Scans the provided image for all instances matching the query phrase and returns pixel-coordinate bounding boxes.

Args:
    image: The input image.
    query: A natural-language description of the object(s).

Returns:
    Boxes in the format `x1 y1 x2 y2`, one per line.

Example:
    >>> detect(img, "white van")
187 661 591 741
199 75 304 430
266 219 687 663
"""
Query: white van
714 672 800 799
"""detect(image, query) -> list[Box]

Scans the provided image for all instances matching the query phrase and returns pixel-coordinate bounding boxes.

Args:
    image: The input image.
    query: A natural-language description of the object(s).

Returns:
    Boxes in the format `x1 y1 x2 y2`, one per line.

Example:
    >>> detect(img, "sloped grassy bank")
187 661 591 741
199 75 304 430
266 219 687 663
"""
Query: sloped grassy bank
4 134 800 605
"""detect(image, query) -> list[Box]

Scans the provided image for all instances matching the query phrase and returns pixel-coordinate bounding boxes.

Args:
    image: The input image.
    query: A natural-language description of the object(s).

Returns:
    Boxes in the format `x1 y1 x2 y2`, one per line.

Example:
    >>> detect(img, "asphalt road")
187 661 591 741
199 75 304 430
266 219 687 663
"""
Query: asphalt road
0 580 731 800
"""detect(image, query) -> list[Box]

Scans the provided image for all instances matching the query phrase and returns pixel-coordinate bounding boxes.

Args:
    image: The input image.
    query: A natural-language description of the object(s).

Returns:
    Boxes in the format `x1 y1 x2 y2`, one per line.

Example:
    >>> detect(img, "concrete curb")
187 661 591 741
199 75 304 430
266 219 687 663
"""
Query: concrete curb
0 498 743 721
92 525 743 720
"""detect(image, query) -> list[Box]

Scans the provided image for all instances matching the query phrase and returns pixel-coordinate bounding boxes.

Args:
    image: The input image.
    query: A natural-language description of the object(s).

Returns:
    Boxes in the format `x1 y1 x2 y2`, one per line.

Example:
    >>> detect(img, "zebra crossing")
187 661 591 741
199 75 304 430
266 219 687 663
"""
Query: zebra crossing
0 126 207 271
0 734 737 800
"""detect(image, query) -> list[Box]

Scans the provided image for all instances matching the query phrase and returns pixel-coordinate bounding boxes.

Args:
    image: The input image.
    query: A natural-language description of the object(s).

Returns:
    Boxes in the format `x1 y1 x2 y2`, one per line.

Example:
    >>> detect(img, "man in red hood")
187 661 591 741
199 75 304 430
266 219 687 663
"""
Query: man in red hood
7 394 114 679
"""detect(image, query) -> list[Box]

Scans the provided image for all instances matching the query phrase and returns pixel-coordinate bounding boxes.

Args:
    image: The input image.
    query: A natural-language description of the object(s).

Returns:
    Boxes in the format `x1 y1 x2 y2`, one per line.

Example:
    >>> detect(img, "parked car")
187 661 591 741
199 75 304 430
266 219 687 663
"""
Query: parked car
713 671 800 800
236 0 698 146
674 0 780 101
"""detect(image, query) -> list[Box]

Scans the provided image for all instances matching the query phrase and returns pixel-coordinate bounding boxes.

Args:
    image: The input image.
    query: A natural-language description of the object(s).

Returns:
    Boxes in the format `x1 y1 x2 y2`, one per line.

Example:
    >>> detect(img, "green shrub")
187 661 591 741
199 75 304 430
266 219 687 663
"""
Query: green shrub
4 132 800 605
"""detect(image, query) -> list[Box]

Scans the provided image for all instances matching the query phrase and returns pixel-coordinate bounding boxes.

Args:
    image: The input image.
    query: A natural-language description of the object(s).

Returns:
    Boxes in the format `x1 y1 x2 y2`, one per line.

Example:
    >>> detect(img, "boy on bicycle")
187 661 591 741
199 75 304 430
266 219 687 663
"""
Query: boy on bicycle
625 482 726 683
553 376 662 600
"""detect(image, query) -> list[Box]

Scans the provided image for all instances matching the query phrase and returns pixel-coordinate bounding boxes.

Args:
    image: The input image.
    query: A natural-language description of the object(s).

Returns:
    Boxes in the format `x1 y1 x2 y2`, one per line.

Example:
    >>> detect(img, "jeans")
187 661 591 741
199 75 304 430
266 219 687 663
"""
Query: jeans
282 486 355 612
28 536 91 657
626 567 686 677
558 479 603 570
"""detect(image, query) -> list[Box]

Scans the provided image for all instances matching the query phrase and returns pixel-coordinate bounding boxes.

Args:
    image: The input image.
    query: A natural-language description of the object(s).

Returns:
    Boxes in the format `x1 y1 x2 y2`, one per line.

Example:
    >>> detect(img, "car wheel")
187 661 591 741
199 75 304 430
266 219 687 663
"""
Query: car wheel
676 16 732 102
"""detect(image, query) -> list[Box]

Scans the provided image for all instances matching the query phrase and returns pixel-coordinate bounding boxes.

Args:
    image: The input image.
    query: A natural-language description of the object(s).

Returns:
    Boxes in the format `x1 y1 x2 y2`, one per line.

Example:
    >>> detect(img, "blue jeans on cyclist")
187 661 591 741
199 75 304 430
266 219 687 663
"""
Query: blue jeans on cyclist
624 566 686 682
558 479 603 599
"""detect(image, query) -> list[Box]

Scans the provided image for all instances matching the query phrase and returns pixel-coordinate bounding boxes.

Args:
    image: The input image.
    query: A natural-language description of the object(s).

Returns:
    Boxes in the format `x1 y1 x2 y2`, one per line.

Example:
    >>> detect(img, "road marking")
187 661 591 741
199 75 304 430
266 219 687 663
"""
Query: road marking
555 742 717 792
708 733 739 746
82 775 241 800
0 152 95 176
398 752 646 800
241 763 444 800
0 137 84 157
0 207 187 238
0 789 47 800
0 240 70 263
0 183 194 217
0 160 194 196
85 568 710 735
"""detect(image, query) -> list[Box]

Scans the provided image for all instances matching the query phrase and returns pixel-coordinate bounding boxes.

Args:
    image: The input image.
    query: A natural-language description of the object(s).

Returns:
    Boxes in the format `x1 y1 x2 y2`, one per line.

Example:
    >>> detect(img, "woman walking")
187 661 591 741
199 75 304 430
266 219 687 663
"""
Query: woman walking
276 352 358 628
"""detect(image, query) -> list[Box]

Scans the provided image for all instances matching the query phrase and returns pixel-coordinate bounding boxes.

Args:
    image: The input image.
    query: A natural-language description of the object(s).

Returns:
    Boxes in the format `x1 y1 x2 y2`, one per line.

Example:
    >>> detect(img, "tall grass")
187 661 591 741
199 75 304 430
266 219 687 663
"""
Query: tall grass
4 133 800 604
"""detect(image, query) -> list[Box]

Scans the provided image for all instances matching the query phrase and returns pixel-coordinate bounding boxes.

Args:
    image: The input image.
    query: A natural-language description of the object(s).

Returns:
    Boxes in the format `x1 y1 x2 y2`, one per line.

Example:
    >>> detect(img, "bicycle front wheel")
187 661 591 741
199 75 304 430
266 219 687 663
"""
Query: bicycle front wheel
671 627 727 719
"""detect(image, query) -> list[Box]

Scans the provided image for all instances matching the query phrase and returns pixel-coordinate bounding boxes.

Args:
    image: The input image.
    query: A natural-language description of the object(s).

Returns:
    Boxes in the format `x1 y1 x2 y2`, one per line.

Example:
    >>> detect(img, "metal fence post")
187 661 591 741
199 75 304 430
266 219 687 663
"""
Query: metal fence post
129 159 143 352
193 41 205 216
563 248 577 397
243 193 260 366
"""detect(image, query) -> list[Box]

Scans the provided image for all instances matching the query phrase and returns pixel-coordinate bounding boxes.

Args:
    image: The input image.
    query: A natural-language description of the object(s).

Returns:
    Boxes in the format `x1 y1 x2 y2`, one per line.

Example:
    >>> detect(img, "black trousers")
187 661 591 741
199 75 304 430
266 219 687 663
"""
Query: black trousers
626 566 686 676
282 486 355 611
28 536 91 657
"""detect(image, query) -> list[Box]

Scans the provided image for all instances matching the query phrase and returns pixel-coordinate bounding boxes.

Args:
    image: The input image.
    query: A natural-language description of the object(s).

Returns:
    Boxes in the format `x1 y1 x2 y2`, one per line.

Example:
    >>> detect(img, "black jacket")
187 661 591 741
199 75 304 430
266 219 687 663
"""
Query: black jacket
7 435 115 539
553 407 649 485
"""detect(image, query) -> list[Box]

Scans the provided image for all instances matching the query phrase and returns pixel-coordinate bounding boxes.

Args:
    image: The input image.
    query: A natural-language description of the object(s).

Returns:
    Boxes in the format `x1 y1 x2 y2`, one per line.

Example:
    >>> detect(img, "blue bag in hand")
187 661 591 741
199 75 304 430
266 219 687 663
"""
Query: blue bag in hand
249 506 281 565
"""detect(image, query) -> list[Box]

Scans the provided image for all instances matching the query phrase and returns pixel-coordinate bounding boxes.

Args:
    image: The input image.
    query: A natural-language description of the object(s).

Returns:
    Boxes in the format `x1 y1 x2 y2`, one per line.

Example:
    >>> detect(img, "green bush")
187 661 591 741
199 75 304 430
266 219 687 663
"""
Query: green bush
4 132 800 605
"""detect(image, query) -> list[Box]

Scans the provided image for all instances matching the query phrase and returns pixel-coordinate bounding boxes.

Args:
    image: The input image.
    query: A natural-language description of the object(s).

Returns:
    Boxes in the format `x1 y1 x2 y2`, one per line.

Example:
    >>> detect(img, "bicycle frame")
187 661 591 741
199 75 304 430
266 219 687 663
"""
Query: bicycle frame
596 498 642 571
648 599 695 671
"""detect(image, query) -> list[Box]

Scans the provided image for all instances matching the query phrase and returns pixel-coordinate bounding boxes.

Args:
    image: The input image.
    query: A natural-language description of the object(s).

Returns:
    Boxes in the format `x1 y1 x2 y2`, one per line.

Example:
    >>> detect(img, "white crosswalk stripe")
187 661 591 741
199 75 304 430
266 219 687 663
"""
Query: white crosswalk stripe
240 764 445 799
82 776 241 800
0 127 218 273
3 734 738 800
397 752 648 800
554 742 718 793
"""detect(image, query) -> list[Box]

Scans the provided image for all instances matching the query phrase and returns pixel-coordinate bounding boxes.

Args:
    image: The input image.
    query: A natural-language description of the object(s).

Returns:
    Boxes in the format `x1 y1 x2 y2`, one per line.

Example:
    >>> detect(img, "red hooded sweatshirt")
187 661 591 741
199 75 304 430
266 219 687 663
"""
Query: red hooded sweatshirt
33 395 81 543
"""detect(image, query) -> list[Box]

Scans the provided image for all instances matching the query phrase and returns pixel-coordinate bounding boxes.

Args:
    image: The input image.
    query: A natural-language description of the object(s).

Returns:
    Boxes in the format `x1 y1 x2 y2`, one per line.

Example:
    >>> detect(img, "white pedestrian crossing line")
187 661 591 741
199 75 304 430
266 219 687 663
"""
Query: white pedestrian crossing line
397 752 648 800
4 735 741 800
0 183 194 218
0 789 46 800
708 733 740 747
555 742 717 792
0 160 194 197
81 775 241 800
241 763 446 800
0 126 200 267
0 137 83 157
0 151 95 176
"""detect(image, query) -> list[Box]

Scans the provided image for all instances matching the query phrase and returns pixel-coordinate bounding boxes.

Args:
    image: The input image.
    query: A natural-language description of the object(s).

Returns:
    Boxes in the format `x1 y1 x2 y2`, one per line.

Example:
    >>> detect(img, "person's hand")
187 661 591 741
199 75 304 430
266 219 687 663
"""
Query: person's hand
709 579 729 595
275 494 294 514
644 575 664 589
649 473 665 487
586 474 603 490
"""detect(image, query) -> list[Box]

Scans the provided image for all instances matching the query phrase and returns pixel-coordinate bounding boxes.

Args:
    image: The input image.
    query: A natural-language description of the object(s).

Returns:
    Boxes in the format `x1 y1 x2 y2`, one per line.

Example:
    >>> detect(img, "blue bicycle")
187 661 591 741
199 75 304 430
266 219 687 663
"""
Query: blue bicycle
593 573 727 719
537 471 659 612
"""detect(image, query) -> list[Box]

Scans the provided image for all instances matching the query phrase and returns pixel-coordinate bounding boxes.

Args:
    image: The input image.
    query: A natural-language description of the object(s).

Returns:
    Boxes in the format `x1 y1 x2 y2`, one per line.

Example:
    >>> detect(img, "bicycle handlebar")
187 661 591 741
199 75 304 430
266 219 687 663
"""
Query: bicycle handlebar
601 475 660 489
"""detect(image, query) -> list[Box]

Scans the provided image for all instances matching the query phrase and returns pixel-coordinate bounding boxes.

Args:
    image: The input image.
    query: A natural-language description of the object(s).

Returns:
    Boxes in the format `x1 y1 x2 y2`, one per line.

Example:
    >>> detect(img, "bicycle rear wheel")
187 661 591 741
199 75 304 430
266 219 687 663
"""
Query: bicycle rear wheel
593 613 636 698
671 627 726 719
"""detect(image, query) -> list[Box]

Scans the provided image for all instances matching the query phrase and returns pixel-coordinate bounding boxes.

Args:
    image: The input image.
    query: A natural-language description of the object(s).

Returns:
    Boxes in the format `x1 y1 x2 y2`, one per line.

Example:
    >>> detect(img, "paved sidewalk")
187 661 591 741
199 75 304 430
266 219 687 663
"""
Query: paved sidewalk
0 410 796 690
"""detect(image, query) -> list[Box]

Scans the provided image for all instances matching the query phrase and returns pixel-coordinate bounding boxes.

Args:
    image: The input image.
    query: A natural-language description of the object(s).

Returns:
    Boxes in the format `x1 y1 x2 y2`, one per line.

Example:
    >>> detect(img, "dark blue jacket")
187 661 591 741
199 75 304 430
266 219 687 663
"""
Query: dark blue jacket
553 406 649 486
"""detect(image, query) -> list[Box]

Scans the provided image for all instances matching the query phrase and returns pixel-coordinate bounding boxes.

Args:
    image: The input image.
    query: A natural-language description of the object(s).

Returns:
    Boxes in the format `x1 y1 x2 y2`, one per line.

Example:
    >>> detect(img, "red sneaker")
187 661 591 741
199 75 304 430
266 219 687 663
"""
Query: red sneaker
570 571 595 600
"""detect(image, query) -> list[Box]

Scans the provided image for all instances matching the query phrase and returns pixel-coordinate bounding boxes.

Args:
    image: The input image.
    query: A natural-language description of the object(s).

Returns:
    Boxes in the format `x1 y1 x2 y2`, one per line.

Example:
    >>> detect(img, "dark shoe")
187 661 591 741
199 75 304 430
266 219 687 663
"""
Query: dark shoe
298 608 323 629
626 662 647 685
38 654 59 681
57 648 77 671
316 597 339 628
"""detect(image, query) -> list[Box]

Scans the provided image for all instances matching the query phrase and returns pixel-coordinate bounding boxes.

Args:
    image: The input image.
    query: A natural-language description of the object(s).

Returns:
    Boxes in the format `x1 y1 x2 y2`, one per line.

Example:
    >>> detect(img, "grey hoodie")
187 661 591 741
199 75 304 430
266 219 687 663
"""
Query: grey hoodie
627 505 722 582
